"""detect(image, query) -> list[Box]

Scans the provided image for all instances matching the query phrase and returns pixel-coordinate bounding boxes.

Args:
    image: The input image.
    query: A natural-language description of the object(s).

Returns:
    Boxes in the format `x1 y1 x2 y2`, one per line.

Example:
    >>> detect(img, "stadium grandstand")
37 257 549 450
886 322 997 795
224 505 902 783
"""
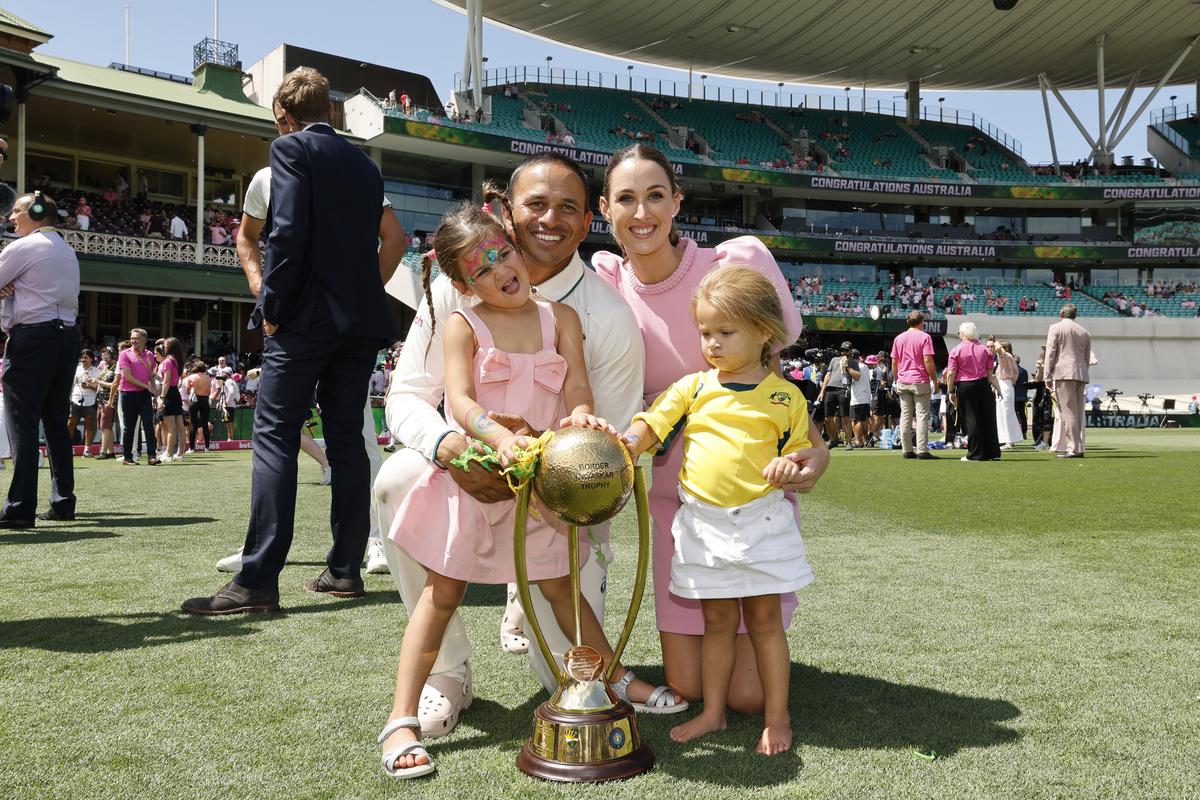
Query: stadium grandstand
2 1 1199 409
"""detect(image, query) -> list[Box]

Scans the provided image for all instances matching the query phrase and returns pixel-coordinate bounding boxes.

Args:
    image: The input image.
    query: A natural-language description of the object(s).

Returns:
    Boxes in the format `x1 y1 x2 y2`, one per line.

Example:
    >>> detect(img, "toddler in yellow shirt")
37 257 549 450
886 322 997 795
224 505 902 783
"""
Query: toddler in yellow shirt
621 265 814 756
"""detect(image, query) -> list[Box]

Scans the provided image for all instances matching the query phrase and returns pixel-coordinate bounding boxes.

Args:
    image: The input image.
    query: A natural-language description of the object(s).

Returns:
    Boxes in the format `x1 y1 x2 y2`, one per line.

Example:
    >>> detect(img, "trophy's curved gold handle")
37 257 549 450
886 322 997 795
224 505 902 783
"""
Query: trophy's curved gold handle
513 481 560 683
514 465 651 687
604 465 650 681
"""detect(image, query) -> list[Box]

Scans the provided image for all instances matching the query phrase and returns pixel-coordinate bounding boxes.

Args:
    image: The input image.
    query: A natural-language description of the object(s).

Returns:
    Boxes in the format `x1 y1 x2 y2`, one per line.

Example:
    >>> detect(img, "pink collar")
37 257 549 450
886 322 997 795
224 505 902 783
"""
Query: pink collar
626 238 699 296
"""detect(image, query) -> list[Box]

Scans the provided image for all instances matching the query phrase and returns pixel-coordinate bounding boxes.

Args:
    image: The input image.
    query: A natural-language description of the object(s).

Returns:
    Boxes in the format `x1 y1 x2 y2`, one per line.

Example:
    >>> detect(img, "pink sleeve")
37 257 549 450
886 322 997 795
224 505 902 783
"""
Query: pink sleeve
590 249 623 290
922 333 934 357
710 236 803 348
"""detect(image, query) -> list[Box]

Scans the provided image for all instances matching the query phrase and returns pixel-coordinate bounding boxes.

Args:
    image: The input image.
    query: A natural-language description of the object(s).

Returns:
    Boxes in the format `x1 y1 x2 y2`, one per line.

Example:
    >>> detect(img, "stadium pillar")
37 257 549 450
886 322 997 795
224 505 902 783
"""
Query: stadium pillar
192 124 207 265
906 80 920 125
471 162 484 203
1095 33 1106 159
1038 76 1061 175
14 99 25 194
1109 33 1200 150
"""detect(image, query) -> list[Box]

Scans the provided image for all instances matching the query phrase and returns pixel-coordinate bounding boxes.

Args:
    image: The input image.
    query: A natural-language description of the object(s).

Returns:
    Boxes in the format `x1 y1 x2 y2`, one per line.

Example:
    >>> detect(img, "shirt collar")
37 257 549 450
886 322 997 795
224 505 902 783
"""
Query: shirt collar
532 253 586 303
303 122 334 132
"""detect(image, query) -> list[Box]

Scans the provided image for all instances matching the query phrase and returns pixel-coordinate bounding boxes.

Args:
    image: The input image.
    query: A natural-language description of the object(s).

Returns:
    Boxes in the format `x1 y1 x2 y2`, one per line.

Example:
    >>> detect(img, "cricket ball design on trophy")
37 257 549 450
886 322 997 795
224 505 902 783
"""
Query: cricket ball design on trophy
511 426 654 782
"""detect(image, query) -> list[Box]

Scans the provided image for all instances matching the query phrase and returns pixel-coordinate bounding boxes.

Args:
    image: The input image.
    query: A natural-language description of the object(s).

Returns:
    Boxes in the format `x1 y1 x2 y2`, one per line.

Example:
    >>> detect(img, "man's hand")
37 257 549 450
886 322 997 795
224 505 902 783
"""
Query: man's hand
780 445 830 494
559 412 617 435
0 284 13 298
263 321 278 337
438 431 514 504
487 411 541 438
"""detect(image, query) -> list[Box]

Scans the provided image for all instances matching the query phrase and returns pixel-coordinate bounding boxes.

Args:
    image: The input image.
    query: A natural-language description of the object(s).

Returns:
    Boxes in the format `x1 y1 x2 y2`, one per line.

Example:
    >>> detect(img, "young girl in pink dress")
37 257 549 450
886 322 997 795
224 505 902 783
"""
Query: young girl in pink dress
379 198 659 780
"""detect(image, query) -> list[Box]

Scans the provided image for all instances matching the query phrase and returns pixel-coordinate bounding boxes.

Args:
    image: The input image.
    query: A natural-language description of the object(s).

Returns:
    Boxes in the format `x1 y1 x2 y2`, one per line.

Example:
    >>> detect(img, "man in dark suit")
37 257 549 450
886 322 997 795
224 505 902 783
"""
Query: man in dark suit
184 68 395 614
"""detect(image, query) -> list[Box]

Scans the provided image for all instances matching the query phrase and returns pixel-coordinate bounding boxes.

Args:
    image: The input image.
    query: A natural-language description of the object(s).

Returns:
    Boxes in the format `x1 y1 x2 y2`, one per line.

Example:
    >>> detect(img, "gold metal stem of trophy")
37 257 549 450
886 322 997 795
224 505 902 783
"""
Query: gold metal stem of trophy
512 466 652 687
512 482 560 682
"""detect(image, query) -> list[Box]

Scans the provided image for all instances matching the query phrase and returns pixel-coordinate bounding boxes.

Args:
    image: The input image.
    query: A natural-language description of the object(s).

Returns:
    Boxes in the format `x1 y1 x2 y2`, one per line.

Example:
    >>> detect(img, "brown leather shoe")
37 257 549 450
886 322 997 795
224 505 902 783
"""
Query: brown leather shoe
181 581 280 615
304 567 365 598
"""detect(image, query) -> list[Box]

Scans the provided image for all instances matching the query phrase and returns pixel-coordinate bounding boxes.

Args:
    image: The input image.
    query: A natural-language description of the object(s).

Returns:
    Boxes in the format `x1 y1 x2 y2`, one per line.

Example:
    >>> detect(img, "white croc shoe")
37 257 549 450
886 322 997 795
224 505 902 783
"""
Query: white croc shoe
418 665 474 739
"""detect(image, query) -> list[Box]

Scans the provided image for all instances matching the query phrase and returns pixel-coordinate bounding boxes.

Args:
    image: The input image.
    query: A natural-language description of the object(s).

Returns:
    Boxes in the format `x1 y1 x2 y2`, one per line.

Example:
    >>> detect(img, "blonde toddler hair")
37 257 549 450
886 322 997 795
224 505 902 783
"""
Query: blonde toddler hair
692 265 789 367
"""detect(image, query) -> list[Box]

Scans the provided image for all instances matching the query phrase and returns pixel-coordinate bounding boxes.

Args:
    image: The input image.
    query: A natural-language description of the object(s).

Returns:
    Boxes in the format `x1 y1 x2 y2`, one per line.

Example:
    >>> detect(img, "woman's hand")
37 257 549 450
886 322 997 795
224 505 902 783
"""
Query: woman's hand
780 445 830 494
559 412 617 434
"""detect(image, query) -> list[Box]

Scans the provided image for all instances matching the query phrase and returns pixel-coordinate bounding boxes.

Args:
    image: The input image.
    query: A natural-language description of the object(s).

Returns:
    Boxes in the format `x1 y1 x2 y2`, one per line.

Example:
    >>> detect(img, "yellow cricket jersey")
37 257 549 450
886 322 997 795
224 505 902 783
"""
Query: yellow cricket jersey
633 369 812 507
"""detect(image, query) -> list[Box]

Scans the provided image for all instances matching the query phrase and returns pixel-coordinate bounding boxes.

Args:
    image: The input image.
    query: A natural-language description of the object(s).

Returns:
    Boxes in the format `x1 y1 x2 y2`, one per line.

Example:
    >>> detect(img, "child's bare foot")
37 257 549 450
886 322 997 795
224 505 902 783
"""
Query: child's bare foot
670 711 727 743
382 725 429 771
755 719 793 755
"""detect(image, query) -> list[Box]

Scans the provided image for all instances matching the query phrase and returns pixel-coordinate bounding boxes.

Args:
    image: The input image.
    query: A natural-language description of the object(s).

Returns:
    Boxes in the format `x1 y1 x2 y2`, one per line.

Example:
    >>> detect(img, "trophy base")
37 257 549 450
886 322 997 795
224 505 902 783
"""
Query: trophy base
516 700 654 783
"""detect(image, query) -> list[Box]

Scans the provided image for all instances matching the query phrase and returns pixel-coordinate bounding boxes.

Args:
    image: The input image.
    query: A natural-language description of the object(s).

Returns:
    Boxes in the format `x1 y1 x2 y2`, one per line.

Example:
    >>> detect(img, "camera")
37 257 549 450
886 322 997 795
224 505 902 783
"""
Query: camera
803 347 838 363
1106 389 1122 398
1137 393 1153 402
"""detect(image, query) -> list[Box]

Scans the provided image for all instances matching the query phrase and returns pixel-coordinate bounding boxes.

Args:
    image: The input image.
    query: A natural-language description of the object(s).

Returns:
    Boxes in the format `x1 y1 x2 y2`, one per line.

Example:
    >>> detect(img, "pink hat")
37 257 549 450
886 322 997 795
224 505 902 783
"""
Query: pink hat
231 373 243 382
865 355 879 365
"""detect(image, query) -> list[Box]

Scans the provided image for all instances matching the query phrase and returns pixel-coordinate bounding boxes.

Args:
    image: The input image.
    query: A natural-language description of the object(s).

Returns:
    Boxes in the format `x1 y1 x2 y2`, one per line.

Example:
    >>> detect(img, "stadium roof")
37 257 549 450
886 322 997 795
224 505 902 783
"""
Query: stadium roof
435 0 1200 91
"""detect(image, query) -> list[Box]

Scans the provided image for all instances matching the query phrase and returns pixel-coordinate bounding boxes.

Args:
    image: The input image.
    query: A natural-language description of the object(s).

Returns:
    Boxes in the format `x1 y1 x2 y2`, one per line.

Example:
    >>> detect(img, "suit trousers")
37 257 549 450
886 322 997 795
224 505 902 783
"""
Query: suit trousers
375 447 609 694
235 299 378 591
120 390 157 461
958 379 1001 461
1 324 80 520
895 382 931 454
1054 379 1086 455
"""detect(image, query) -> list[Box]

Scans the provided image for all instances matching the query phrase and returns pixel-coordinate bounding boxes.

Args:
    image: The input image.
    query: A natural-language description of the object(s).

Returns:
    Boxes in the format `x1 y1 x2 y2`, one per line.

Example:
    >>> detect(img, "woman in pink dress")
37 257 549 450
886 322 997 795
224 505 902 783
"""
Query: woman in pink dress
380 199 676 780
593 144 829 714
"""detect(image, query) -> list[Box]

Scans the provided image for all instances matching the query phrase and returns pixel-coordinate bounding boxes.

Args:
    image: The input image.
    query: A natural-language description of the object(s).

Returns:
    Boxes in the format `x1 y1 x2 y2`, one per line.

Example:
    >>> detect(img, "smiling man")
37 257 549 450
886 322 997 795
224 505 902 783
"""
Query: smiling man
373 154 645 741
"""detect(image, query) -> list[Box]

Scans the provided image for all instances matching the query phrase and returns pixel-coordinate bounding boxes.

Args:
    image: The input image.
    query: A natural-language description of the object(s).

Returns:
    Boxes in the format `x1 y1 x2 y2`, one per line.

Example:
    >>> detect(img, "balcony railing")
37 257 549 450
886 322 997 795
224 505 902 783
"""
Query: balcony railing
0 230 243 270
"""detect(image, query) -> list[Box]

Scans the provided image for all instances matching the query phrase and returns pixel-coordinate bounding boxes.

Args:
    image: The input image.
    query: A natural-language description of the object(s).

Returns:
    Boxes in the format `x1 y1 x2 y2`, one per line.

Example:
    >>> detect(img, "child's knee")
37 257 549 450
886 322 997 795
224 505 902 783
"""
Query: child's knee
741 598 783 636
428 576 467 612
701 600 741 632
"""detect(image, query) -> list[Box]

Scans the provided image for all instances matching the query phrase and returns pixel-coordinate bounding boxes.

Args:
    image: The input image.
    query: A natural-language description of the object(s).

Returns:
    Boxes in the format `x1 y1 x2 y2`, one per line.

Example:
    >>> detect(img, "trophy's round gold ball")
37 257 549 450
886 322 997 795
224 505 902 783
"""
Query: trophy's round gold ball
534 427 634 526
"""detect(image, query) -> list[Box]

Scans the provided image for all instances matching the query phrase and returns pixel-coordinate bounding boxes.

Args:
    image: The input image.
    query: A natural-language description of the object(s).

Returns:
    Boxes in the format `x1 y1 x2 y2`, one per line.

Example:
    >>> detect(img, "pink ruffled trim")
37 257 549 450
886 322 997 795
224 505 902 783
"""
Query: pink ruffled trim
625 238 699 296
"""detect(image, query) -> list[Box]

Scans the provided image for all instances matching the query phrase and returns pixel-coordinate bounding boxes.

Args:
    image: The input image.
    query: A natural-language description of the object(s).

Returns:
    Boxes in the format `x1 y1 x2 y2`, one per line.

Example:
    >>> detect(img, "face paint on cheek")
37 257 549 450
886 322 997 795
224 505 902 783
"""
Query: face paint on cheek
462 237 509 286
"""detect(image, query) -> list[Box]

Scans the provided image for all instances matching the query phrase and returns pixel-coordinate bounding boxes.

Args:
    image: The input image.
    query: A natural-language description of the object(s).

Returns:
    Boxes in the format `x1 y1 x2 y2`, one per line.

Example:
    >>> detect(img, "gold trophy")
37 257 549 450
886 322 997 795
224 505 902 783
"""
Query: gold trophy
512 426 654 782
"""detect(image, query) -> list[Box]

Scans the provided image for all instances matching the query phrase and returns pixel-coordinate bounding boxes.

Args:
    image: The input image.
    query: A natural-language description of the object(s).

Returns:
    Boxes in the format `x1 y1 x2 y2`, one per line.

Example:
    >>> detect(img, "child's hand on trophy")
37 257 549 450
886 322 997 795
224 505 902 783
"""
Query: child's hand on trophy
497 433 532 467
559 411 617 435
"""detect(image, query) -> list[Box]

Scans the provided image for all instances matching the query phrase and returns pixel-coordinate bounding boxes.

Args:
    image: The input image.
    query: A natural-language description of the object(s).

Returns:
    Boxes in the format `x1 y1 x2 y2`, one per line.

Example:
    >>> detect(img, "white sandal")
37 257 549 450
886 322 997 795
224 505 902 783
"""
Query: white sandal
611 670 689 715
378 716 436 779
500 585 530 654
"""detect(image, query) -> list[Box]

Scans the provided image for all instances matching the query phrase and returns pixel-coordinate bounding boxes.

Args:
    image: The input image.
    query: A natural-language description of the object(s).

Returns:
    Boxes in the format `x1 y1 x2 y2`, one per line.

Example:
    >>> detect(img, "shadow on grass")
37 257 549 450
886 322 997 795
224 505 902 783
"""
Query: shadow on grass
0 592 402 653
62 513 220 529
461 582 507 607
648 662 1019 786
0 529 120 545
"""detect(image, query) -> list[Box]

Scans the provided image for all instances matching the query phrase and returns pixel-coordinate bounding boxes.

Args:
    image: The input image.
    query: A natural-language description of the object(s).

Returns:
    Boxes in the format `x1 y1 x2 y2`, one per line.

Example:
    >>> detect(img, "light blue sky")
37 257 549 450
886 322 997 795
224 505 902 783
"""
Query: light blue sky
12 1 1198 165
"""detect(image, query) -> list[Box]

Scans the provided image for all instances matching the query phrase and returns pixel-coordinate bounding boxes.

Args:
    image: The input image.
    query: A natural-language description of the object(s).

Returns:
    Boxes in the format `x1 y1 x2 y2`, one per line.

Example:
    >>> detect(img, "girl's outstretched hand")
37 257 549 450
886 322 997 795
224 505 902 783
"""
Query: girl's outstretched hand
559 413 618 435
497 434 532 467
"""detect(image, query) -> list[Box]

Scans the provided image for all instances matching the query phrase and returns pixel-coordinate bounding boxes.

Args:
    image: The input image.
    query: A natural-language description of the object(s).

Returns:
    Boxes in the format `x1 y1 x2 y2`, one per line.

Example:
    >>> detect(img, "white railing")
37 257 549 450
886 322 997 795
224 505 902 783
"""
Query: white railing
0 230 243 269
458 65 1024 156
67 231 242 269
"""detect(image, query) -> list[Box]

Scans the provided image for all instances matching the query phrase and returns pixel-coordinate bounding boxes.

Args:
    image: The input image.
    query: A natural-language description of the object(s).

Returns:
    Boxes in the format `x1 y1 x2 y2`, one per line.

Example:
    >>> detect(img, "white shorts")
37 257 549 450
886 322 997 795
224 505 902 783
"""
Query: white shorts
669 487 814 600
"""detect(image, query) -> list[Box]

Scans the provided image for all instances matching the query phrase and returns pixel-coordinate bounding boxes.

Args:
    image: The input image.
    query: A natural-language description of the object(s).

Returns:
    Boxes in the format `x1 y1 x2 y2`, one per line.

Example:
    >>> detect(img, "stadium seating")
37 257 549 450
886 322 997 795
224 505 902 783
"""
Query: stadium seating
917 121 1030 181
534 87 700 162
1086 285 1200 317
649 98 792 166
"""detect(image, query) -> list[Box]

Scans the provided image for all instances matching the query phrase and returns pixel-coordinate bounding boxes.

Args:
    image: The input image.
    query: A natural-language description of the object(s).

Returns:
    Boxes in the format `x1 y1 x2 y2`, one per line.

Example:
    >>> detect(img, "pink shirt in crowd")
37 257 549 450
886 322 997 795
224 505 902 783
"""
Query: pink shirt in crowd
117 348 156 392
158 355 180 388
946 339 993 382
890 327 934 385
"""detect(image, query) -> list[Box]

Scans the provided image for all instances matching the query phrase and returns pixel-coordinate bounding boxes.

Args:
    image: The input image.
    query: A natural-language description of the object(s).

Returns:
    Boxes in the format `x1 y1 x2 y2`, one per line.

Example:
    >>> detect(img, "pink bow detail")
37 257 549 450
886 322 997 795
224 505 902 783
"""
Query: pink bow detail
478 350 567 393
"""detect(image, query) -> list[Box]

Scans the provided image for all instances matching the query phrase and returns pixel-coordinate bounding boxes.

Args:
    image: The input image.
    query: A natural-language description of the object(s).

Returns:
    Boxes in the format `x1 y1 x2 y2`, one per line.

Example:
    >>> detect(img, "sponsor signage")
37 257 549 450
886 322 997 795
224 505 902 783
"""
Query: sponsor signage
388 115 1200 203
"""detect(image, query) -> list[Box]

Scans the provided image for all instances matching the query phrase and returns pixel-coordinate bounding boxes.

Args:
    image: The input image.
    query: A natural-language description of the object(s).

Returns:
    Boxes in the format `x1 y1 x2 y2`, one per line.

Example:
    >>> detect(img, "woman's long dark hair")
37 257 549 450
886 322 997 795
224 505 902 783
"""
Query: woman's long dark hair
163 337 185 372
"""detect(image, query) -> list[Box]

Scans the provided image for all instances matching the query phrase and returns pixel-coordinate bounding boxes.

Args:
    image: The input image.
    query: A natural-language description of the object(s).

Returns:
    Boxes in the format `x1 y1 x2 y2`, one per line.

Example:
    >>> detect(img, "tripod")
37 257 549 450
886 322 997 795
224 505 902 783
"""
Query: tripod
1104 394 1122 414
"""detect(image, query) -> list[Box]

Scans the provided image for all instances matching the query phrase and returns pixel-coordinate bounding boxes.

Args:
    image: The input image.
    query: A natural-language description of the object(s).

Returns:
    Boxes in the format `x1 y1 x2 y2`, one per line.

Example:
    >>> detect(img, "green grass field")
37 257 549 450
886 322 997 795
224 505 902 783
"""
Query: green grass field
1 430 1197 800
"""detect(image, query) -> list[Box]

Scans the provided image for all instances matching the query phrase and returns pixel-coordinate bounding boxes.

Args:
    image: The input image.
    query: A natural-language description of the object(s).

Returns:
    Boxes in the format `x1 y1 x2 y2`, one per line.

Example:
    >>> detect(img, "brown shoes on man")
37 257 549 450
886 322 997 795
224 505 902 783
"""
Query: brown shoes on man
181 581 280 615
303 567 366 598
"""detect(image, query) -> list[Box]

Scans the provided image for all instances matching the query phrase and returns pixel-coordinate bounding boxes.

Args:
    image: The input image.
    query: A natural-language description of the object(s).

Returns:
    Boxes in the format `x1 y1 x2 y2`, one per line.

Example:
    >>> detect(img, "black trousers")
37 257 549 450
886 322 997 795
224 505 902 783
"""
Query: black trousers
1015 397 1028 437
235 299 378 591
189 396 211 449
1031 386 1052 441
120 390 157 461
2 323 80 521
958 379 1001 461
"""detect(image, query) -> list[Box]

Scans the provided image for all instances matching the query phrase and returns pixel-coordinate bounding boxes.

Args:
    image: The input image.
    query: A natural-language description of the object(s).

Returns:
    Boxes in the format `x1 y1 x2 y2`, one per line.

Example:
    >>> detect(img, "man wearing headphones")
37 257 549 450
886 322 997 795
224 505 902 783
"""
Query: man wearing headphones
0 192 81 527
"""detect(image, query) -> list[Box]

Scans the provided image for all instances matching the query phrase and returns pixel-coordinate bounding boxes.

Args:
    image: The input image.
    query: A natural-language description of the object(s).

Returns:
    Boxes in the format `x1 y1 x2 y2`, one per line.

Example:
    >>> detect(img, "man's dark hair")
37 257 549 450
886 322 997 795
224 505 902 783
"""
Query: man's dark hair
906 310 925 327
509 153 590 209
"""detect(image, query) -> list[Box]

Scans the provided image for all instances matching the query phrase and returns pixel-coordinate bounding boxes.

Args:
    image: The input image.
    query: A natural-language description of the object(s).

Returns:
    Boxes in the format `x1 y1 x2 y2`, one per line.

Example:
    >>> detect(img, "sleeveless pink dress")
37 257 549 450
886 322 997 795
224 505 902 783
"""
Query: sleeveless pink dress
389 301 576 583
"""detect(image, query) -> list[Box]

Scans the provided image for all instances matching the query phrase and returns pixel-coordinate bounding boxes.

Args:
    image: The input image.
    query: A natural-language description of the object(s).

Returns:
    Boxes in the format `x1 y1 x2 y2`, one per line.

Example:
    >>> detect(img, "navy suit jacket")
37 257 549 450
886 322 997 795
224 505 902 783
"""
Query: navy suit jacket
255 124 396 341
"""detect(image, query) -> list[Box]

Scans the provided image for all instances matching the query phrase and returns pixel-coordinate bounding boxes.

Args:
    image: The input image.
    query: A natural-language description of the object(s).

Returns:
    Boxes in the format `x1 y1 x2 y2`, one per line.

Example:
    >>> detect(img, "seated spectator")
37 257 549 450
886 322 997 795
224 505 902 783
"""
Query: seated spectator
75 197 92 231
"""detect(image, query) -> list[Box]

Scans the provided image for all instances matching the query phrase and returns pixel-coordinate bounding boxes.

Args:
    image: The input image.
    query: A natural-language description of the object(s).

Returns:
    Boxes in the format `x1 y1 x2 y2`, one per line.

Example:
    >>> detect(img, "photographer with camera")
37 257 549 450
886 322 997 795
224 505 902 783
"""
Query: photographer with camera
816 341 860 448
0 192 81 527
